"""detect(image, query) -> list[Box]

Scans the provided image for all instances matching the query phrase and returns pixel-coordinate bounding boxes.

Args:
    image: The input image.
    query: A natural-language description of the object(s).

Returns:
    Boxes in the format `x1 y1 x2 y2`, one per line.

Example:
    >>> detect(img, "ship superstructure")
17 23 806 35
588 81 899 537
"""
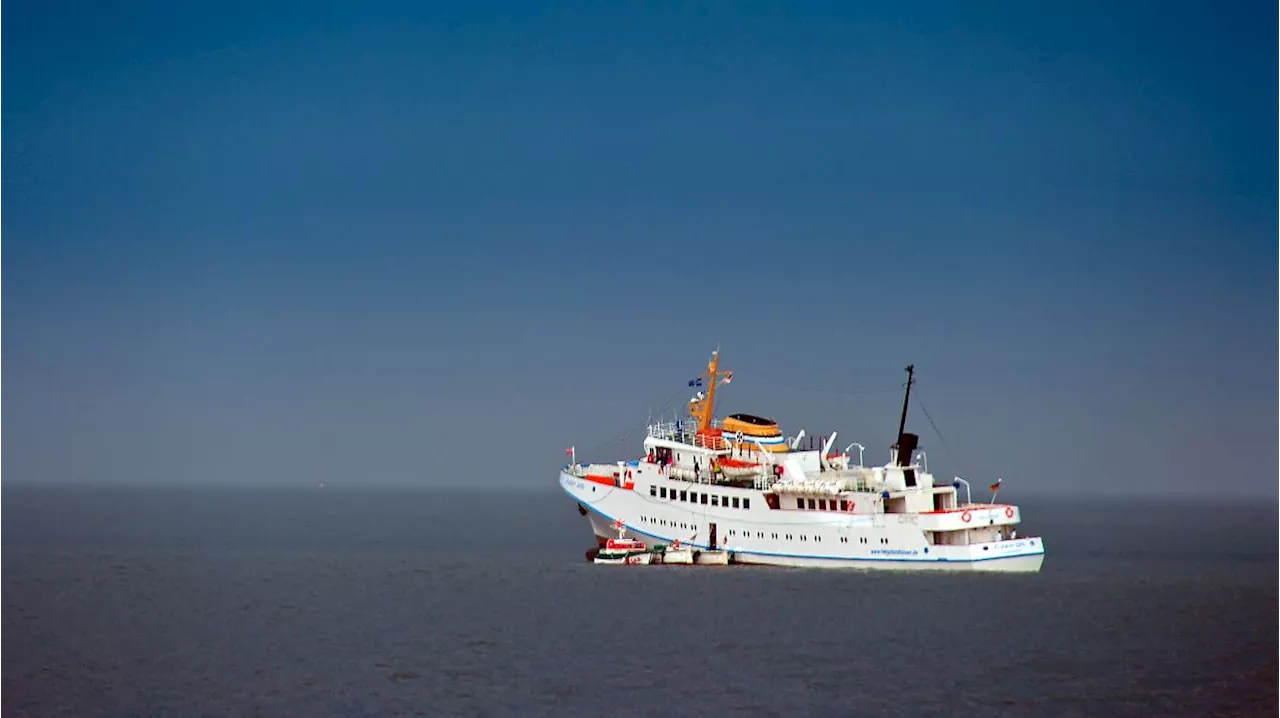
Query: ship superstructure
558 351 1045 572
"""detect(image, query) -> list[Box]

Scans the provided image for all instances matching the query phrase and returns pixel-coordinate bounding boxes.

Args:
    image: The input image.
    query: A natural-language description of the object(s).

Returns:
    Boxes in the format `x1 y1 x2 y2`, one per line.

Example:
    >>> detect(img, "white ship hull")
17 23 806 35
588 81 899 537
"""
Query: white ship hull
729 547 1044 572
564 471 1044 573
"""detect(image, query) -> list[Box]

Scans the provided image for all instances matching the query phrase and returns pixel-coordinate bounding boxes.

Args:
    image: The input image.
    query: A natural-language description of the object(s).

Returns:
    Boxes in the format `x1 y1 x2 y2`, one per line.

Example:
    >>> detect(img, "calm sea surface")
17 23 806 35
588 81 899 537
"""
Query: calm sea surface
3 486 1275 717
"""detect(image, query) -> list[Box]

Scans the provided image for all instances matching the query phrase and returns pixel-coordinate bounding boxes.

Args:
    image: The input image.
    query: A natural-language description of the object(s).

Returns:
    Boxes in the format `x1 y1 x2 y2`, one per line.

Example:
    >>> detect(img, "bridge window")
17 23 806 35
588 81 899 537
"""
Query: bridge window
650 486 657 496
680 490 687 502
732 497 740 509
711 496 719 507
818 499 827 511
660 487 667 499
700 493 708 505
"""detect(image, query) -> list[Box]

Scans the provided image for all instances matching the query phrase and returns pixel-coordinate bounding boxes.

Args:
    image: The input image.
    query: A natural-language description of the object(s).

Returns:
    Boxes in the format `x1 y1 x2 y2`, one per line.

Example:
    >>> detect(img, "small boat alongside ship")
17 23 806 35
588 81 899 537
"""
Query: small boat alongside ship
592 526 720 567
561 350 1045 572
693 549 729 566
593 520 653 565
658 539 694 565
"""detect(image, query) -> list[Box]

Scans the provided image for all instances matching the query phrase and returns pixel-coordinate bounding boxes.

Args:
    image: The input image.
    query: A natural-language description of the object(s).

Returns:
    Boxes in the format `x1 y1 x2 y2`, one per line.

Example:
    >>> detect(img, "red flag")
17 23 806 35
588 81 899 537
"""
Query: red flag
989 478 1003 492
565 446 574 455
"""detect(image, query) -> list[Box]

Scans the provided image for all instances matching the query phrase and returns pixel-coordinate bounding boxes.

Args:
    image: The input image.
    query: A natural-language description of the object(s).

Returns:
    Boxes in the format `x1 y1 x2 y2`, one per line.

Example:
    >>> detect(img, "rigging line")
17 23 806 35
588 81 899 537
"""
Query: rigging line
913 391 972 478
579 387 686 457
757 383 902 396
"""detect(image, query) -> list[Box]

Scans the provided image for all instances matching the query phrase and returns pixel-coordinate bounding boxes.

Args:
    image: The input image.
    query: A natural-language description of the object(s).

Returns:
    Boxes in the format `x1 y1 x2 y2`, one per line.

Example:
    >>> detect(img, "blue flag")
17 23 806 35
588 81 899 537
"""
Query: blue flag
688 378 703 387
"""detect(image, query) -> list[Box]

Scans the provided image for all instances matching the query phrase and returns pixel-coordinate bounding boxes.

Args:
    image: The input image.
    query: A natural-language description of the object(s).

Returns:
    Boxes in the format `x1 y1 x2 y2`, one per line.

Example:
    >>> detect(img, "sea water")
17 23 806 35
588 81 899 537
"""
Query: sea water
3 486 1275 717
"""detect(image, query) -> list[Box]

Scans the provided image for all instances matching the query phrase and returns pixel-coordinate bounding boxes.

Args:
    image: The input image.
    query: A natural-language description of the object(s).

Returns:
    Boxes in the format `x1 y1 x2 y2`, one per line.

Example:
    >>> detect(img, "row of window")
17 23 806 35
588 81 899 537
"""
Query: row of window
724 530 895 546
637 517 900 548
639 516 692 531
795 498 852 512
649 485 750 510
726 528 825 542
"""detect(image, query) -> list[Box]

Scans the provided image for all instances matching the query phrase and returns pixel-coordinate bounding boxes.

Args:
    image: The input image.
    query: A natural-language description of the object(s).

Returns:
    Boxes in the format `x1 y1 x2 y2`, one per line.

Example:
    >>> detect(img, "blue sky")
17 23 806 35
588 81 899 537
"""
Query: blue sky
4 0 1275 497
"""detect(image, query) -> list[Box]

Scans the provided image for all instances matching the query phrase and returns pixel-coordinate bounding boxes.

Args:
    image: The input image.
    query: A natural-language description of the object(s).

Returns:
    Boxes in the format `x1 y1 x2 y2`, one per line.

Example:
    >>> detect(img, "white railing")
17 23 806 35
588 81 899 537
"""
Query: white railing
645 419 730 450
646 420 689 442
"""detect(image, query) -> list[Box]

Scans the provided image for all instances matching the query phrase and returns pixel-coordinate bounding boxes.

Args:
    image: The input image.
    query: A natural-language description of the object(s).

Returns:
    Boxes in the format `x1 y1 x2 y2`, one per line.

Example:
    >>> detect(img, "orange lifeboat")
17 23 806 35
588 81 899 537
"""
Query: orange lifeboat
721 413 789 453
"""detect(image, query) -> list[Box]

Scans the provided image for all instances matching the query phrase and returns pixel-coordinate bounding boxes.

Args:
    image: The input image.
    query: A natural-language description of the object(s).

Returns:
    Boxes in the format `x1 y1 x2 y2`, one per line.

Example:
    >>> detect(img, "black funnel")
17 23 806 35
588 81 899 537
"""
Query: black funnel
895 432 919 466
895 432 919 488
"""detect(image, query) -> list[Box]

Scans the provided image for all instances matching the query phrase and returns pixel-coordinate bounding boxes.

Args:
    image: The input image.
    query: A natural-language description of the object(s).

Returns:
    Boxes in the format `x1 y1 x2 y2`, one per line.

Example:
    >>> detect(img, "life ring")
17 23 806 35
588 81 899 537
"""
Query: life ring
960 510 972 523
1004 506 1014 519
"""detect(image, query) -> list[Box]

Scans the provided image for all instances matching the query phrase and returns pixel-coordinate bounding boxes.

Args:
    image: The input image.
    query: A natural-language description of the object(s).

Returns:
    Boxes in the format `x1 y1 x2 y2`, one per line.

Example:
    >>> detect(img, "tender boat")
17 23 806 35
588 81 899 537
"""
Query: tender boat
693 549 729 566
593 519 654 565
720 413 787 453
659 538 694 565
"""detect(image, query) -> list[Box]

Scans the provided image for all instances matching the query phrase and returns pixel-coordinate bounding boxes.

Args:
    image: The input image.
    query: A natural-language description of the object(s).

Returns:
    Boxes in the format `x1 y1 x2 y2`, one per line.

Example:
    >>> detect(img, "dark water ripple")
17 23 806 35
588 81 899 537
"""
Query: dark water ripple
3 487 1276 717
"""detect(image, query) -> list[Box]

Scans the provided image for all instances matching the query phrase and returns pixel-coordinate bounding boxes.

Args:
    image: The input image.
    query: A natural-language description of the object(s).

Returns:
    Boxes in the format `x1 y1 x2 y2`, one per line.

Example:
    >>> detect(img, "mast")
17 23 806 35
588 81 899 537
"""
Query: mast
894 364 919 486
697 351 721 433
692 350 733 434
896 364 915 443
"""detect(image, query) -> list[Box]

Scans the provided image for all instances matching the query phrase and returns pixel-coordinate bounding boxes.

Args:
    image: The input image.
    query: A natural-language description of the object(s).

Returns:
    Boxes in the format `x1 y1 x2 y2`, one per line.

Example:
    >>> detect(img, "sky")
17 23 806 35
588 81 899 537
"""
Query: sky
4 0 1275 498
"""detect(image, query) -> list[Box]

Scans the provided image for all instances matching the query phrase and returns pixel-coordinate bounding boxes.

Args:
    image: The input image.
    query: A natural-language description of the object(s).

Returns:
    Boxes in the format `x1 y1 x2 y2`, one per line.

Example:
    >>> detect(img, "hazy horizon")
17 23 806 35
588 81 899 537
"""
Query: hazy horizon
2 480 1275 504
5 1 1275 499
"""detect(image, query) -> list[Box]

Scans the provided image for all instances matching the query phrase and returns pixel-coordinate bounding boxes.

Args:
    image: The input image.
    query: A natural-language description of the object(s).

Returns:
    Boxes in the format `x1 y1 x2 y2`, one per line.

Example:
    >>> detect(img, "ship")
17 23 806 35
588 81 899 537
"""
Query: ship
558 351 1045 572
